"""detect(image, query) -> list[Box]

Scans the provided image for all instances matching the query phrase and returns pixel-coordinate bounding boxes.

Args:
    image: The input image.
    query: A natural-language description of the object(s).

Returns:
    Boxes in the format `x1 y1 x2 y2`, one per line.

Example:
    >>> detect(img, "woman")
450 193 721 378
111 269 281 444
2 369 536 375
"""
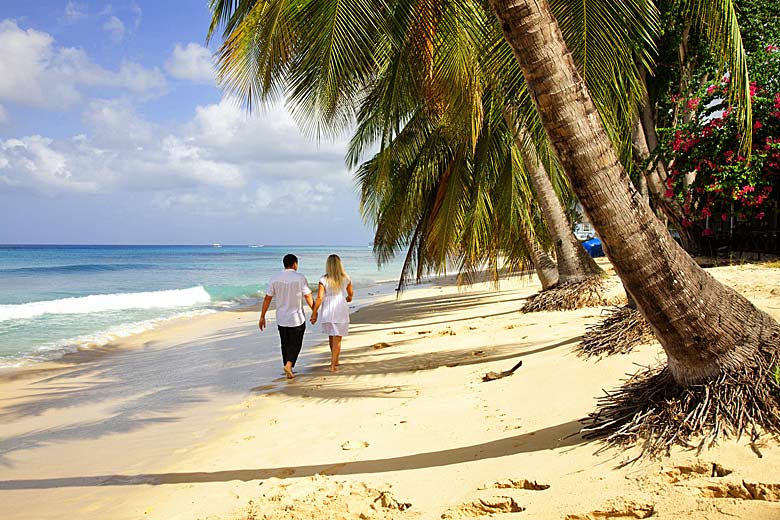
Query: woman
310 254 353 372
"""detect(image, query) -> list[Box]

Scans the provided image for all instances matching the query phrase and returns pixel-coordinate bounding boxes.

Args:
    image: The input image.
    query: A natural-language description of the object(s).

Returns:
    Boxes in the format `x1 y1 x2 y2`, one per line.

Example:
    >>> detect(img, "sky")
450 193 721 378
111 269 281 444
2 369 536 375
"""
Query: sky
0 1 375 246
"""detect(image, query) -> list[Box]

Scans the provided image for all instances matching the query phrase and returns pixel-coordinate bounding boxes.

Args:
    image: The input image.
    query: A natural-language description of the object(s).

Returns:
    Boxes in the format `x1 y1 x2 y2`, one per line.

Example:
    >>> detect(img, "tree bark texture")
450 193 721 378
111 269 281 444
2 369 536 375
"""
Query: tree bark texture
514 131 602 284
489 0 780 386
520 228 559 290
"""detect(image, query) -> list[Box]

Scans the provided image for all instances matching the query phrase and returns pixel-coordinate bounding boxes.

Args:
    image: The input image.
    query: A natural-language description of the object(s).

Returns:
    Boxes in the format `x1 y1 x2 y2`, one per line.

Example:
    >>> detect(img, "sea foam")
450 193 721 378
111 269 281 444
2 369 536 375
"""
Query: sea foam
0 286 212 322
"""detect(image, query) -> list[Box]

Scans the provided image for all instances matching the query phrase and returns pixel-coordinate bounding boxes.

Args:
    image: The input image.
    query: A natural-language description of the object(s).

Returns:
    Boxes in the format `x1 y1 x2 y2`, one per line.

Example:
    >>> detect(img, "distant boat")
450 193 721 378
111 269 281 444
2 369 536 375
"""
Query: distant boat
212 243 222 248
249 244 264 248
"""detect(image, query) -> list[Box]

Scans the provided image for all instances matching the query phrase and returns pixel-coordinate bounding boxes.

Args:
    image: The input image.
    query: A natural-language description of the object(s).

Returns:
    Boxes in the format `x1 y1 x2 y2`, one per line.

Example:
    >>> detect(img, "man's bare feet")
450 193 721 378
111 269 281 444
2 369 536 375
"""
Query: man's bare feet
284 365 294 379
329 365 339 373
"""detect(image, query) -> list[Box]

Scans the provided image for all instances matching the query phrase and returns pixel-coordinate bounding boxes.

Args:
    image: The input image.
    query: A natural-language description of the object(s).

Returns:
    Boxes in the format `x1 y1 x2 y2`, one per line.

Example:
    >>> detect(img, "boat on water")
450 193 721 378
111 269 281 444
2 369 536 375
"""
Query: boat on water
212 243 222 248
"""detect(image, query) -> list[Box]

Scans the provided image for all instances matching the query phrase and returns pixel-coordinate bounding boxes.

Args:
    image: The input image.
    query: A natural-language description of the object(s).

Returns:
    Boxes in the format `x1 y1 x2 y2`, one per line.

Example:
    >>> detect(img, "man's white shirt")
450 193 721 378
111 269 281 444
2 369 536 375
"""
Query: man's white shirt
266 269 312 327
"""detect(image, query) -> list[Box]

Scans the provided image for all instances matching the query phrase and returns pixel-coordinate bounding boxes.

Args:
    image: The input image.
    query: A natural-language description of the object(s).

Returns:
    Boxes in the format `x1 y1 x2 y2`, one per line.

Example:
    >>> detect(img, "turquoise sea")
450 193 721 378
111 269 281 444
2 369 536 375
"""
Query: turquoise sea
0 245 403 367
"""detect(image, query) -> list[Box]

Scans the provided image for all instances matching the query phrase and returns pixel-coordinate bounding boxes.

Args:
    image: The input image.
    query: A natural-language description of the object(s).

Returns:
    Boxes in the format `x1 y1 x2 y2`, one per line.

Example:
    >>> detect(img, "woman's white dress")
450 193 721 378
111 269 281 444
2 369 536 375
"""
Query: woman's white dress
319 276 350 336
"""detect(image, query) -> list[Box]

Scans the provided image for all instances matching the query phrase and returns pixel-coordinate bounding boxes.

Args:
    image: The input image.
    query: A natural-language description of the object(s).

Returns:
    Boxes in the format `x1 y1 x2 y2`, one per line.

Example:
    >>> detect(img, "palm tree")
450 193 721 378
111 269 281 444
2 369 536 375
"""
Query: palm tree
206 0 650 305
488 0 780 451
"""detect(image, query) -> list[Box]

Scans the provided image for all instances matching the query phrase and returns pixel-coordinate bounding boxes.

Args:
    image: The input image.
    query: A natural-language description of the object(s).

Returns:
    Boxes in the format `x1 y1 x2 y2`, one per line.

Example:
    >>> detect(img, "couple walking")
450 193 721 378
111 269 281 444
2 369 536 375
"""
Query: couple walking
258 253 354 378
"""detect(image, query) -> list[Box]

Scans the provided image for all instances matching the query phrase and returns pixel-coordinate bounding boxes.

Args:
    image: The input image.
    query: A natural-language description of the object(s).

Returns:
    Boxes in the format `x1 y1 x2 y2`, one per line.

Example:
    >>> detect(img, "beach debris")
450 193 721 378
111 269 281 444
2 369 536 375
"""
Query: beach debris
439 329 457 336
564 498 654 519
577 305 656 358
372 342 392 350
442 496 524 518
417 330 431 335
390 330 405 334
521 276 620 313
341 440 369 450
482 360 523 382
479 479 549 491
471 350 485 356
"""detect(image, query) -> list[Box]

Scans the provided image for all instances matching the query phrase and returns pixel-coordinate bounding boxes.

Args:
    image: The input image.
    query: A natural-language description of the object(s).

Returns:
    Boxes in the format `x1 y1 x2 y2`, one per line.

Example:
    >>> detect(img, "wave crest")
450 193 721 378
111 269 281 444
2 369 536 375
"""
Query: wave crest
0 286 211 322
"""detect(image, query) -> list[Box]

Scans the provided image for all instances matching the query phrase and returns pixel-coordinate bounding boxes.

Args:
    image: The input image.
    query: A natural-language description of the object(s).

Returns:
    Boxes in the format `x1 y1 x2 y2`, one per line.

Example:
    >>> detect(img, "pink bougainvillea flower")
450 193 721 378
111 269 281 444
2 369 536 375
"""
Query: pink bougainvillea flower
721 213 729 221
757 212 766 220
702 228 713 236
701 207 712 217
664 188 674 199
754 120 763 130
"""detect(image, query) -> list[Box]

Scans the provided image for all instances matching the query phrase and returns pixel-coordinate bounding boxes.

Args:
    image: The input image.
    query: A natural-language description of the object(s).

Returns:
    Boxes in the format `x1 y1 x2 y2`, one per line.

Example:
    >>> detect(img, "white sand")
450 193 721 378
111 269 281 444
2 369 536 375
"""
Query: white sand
1 261 780 519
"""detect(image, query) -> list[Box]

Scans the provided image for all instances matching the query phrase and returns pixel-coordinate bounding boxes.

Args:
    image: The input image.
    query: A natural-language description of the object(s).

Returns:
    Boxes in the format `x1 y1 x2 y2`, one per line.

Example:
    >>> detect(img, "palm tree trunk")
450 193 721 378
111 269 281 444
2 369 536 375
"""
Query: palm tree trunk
520 228 559 290
513 129 602 284
488 0 780 386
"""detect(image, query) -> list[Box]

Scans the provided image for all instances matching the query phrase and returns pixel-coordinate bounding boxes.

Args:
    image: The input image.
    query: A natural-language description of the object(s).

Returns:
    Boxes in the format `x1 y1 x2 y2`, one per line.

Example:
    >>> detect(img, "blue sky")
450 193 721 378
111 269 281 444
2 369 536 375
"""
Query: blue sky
0 1 374 245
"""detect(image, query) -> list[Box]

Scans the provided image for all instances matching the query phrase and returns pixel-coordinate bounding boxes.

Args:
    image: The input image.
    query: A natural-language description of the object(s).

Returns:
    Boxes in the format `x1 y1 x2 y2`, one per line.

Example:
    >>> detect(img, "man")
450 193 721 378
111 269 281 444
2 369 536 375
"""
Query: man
259 254 314 379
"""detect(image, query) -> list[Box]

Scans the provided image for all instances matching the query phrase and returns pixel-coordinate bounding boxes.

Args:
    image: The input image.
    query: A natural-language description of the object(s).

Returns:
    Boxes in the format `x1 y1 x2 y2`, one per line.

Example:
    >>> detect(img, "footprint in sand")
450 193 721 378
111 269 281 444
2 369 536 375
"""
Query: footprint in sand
439 329 457 336
442 496 524 518
565 499 654 519
341 440 369 450
372 342 392 350
479 479 549 491
391 330 405 335
417 330 432 335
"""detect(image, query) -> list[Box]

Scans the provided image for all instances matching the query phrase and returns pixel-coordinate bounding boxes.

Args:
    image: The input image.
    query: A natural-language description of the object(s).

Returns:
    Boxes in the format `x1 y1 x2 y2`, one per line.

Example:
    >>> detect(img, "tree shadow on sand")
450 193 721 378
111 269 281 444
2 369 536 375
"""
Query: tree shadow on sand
0 419 584 490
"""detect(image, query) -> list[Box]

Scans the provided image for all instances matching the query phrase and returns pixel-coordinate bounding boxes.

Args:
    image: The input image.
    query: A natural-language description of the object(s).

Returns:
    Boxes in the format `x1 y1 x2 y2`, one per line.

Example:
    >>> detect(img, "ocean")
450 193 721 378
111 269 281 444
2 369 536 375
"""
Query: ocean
0 245 403 367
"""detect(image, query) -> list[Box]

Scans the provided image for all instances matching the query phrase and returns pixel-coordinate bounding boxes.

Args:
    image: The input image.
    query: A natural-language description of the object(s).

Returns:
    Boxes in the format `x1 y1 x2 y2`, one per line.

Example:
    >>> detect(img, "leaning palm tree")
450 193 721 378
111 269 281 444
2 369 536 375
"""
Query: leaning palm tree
488 0 780 455
207 0 652 310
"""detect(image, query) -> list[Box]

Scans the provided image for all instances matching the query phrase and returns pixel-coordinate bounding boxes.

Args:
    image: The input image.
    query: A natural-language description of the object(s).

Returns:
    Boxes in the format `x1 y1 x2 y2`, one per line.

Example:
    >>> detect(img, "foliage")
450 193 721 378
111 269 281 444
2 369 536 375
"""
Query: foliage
655 46 780 233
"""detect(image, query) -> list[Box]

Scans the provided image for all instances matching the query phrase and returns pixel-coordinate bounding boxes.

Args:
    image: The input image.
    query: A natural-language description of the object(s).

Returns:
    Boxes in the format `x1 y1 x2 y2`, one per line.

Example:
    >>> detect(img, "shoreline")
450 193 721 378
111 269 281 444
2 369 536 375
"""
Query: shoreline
0 275 405 374
1 261 779 519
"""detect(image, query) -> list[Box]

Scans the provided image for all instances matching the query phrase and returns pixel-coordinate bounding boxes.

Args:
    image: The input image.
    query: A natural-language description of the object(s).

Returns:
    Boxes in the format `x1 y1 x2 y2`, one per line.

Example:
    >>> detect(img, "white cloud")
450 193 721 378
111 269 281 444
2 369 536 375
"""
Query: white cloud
165 43 215 84
0 20 166 109
131 3 142 30
64 1 87 22
0 96 350 215
102 15 125 42
82 98 155 145
0 136 99 193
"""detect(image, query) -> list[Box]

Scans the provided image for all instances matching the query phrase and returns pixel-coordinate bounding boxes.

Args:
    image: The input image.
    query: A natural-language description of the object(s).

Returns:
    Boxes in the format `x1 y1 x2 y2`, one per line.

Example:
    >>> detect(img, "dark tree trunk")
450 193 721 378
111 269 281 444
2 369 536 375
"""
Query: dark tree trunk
489 0 780 386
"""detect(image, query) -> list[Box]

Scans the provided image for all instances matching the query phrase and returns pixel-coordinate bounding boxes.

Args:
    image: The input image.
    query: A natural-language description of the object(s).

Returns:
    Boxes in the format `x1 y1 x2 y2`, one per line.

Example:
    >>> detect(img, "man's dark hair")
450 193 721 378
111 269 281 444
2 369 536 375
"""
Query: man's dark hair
283 254 298 268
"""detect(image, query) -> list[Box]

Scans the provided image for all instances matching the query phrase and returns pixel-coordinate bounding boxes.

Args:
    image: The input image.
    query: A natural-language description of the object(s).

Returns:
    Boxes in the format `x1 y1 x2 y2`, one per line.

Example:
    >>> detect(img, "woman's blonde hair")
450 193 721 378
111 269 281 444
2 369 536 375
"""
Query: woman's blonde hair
325 254 348 291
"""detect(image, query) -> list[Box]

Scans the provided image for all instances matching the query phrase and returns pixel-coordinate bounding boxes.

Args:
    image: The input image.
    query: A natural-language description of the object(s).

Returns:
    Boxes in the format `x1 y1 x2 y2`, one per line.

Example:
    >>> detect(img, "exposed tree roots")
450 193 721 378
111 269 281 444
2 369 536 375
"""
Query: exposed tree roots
577 306 656 358
581 349 780 464
521 275 612 313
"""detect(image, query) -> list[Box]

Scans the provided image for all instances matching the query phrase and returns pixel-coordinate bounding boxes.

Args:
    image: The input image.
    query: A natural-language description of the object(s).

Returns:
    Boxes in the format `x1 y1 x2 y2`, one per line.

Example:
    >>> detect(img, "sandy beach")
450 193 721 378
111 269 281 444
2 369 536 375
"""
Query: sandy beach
2 260 780 519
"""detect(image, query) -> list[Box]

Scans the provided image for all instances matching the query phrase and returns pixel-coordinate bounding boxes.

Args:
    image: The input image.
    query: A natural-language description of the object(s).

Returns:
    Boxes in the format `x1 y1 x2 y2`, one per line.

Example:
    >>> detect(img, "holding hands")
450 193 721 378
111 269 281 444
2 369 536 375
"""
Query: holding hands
310 311 318 325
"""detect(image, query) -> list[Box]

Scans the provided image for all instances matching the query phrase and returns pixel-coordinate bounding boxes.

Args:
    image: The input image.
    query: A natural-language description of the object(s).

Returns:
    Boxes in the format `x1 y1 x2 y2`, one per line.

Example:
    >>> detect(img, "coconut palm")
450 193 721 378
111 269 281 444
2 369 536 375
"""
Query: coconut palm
488 0 780 452
207 0 653 301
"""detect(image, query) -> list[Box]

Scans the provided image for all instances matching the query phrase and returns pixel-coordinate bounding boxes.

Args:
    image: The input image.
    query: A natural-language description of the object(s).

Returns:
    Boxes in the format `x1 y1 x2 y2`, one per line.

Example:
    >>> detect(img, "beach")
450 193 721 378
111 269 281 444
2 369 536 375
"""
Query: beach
2 260 780 519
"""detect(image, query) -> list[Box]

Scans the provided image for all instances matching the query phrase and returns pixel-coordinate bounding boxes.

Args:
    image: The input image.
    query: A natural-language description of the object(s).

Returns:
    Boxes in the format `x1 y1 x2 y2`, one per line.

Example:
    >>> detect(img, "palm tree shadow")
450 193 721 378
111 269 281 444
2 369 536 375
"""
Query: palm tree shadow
0 419 585 490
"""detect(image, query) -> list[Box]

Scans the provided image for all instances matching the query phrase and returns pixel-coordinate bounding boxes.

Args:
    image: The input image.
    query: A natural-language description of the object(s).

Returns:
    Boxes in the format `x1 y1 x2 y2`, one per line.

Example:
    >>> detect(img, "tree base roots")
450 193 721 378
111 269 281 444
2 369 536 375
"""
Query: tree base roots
581 350 780 463
577 306 656 358
522 276 611 313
